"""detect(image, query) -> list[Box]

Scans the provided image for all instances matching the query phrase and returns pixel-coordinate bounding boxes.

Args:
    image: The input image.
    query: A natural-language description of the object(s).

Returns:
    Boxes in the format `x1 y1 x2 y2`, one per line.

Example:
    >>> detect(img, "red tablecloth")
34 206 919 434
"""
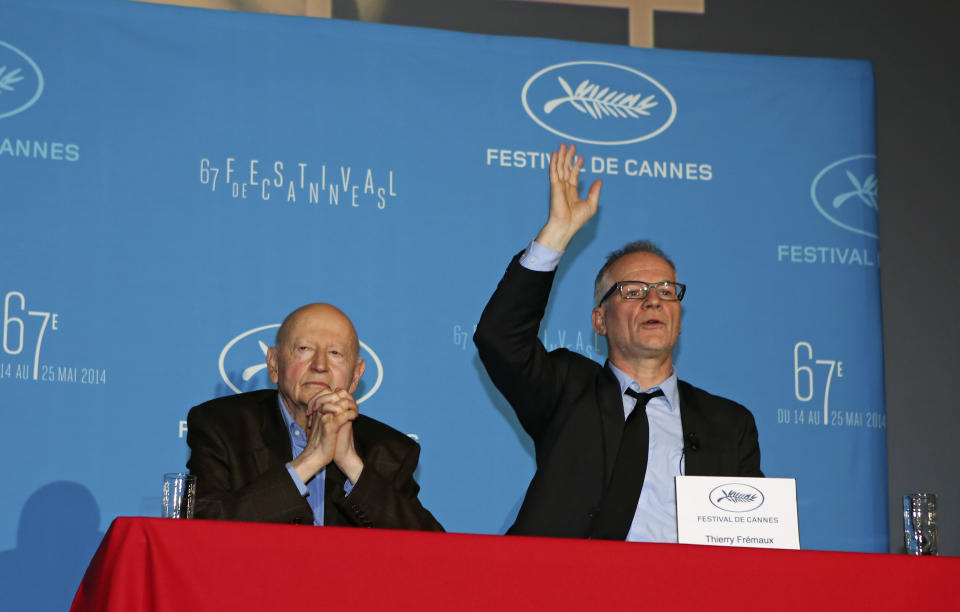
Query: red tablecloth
72 517 958 611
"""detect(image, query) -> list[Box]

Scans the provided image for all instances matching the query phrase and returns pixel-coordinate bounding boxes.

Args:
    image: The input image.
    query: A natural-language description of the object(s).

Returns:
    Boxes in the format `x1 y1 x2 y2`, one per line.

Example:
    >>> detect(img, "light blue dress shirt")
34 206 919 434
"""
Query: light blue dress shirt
608 363 684 543
519 240 562 271
520 240 685 543
279 396 326 526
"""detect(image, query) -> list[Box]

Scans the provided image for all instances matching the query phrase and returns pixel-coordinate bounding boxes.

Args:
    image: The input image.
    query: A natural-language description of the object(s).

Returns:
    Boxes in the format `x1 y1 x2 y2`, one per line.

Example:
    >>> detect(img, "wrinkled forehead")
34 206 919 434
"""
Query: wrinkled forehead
280 305 359 354
606 252 677 283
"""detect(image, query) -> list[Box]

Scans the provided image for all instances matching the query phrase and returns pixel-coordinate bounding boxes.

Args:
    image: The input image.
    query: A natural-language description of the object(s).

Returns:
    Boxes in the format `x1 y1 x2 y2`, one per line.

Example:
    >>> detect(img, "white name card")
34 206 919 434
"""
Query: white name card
675 476 799 549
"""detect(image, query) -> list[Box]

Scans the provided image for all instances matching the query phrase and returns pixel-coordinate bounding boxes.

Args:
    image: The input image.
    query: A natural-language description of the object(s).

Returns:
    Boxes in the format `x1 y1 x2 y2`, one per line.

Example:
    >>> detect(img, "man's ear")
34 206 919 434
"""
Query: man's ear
348 358 366 394
266 347 280 384
591 307 607 336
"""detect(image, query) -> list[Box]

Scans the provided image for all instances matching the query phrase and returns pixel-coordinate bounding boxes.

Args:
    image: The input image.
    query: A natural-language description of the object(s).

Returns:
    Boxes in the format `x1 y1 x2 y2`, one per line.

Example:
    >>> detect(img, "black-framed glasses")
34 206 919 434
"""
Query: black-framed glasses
598 280 686 306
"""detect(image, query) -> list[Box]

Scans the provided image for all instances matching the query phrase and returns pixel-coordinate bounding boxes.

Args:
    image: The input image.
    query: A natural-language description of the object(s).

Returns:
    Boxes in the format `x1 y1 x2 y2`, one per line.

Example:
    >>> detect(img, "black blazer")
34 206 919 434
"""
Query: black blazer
474 253 762 539
186 389 443 531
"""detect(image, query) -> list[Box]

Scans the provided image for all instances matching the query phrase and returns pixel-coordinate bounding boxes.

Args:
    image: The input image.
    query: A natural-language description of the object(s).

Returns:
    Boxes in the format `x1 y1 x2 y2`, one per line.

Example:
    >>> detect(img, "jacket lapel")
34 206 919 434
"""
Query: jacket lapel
678 381 708 476
253 391 292 473
598 361 626 484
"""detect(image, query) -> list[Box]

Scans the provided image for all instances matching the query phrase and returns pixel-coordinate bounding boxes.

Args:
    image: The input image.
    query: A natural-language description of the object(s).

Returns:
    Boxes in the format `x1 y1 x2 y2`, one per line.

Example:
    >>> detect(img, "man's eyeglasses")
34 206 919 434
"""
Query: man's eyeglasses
598 280 686 306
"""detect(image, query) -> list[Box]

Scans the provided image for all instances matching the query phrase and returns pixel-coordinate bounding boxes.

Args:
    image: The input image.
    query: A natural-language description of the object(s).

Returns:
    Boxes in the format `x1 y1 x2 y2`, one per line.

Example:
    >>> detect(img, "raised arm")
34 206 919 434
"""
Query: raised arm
474 144 602 438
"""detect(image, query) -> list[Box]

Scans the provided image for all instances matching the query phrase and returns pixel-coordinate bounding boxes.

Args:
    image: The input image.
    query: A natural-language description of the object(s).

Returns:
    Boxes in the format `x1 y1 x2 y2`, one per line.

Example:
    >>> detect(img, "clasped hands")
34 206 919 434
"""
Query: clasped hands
290 387 364 485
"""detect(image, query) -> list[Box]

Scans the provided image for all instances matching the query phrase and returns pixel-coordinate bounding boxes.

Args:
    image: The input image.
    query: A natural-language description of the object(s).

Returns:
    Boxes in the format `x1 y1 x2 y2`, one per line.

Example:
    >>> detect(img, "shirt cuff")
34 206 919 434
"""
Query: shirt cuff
285 462 309 496
520 240 562 272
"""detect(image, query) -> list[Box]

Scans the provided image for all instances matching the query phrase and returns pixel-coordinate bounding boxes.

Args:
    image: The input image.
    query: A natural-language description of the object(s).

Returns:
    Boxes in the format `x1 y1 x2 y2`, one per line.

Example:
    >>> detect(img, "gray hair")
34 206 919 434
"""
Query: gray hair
593 240 677 306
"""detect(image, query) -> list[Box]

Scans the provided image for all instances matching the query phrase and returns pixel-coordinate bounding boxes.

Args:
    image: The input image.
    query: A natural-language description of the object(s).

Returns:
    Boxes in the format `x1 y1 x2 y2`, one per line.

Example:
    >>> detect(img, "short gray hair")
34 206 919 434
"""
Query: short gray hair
593 240 677 306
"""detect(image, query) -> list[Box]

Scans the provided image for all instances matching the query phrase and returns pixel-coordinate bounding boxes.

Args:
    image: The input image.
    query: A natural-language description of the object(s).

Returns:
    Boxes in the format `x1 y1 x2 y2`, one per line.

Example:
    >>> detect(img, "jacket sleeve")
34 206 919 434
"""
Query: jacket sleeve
473 252 572 440
737 409 763 477
186 403 313 524
329 434 444 532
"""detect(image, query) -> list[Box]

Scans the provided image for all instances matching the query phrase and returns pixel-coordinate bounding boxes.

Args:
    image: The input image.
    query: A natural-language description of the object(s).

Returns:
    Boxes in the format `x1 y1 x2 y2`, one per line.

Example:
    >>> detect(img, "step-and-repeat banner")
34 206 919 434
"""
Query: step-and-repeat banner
1 0 884 606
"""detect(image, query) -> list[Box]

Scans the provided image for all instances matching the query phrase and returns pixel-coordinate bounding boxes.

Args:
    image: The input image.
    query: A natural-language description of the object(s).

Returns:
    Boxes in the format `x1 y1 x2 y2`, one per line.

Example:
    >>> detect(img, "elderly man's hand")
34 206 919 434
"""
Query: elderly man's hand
290 388 361 483
316 388 364 484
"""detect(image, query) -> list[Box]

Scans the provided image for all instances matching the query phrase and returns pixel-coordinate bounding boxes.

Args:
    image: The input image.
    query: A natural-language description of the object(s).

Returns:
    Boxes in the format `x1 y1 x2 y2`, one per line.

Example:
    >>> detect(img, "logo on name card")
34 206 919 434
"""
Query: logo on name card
810 154 878 239
521 61 677 145
218 324 383 403
709 483 765 512
0 41 44 120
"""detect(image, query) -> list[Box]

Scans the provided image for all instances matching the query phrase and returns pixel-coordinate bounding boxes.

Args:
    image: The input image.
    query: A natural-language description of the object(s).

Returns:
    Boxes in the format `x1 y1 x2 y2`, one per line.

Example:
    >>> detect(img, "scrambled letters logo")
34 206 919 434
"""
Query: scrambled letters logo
810 154 878 239
0 41 44 120
521 61 676 145
218 324 384 403
709 483 765 512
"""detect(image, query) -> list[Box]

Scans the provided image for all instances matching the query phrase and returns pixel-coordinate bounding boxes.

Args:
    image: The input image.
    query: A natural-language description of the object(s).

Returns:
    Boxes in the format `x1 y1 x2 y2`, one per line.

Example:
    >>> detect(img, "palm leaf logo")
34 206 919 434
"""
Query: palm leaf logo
544 77 657 119
240 340 270 381
0 65 24 94
715 489 758 504
832 170 878 210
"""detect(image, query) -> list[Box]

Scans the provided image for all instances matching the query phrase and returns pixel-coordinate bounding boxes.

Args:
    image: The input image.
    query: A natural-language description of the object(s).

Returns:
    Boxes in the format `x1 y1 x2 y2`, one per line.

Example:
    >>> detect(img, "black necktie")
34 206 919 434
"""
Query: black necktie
591 388 665 540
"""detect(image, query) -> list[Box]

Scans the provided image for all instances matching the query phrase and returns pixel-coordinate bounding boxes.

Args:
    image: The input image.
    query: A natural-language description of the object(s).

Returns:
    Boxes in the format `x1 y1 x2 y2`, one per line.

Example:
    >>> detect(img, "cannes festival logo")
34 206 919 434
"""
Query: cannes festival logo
810 154 878 239
0 41 44 120
218 324 384 403
522 61 676 145
709 483 765 512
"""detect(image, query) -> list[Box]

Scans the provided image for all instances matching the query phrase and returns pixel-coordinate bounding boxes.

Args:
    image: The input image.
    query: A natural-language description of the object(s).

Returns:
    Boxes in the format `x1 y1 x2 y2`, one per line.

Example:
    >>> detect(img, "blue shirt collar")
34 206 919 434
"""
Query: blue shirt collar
607 362 679 412
277 395 307 452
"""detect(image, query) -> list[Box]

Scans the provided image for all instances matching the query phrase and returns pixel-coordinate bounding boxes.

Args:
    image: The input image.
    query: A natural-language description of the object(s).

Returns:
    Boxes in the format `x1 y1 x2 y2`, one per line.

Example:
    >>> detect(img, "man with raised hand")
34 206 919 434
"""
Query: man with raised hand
187 303 442 531
474 144 761 541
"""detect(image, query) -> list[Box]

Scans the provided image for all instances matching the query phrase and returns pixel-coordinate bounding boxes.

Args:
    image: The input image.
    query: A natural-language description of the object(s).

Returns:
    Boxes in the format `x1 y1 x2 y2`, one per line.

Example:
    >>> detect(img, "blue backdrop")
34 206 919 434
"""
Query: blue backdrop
0 0 884 607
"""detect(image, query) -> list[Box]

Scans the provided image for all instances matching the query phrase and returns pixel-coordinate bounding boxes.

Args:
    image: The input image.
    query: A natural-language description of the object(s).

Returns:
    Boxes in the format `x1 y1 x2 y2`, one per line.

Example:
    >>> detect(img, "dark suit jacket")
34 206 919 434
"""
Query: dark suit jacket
185 389 443 531
474 253 762 539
